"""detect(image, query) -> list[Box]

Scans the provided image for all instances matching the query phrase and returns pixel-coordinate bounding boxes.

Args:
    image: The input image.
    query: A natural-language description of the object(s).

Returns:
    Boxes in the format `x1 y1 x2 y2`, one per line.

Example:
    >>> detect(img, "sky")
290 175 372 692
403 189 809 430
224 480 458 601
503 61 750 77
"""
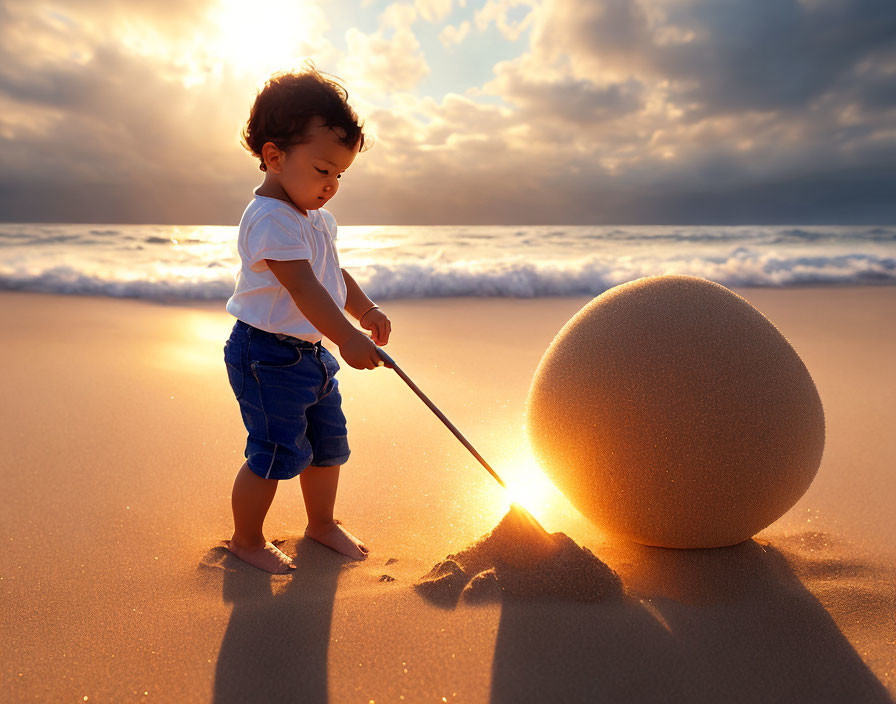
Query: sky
0 0 894 225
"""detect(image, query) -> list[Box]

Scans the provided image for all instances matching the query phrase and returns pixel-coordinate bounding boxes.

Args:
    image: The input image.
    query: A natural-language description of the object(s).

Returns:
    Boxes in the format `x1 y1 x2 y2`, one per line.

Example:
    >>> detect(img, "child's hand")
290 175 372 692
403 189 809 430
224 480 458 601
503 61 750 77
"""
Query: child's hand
360 307 391 346
338 330 382 370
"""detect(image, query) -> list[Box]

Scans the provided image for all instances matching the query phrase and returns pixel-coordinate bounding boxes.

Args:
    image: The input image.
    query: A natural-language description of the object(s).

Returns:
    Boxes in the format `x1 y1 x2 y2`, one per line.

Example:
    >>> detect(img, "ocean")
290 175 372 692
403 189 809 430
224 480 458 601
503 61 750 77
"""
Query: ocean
0 223 894 302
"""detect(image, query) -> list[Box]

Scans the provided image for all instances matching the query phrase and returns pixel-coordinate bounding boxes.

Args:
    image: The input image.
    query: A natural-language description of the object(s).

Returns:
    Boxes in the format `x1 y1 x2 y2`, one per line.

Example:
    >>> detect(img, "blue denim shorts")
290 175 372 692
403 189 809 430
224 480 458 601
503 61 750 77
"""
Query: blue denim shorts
224 320 351 480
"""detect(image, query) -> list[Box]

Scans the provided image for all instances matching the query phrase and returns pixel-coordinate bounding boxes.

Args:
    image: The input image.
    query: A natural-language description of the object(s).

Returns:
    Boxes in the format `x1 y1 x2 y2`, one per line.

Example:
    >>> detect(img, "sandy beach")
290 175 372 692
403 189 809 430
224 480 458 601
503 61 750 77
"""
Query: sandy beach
1 287 894 702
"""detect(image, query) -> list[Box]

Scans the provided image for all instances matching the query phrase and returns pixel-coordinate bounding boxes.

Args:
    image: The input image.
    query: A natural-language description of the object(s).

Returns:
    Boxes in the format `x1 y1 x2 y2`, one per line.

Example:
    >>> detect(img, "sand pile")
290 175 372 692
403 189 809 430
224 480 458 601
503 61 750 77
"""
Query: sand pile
415 505 623 606
527 275 826 548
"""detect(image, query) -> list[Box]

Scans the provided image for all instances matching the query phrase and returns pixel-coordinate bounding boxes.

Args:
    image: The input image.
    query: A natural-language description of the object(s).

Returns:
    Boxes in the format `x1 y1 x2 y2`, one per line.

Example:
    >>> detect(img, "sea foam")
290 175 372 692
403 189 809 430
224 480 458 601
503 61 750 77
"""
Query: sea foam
1 223 893 301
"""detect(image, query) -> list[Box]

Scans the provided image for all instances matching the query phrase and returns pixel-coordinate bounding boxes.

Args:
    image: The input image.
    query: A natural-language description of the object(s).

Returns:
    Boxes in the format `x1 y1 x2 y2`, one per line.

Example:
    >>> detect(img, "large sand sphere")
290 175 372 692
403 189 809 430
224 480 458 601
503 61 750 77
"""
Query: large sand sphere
526 275 825 548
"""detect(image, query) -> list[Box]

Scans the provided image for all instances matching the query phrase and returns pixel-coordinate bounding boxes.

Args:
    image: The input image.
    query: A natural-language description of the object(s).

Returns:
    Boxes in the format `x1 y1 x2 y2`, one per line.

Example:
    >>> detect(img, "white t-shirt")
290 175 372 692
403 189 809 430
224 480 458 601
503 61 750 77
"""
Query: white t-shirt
225 195 347 341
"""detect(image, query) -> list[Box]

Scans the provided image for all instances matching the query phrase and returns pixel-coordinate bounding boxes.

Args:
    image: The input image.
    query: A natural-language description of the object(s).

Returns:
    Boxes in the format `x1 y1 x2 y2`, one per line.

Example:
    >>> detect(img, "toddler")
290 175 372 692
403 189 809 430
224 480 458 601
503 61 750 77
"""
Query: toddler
223 68 389 574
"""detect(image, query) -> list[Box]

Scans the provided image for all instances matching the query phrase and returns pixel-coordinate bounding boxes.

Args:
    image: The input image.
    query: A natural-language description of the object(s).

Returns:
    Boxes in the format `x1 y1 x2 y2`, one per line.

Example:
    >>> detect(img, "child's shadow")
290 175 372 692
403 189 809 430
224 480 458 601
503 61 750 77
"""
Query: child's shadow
488 538 892 703
203 538 346 704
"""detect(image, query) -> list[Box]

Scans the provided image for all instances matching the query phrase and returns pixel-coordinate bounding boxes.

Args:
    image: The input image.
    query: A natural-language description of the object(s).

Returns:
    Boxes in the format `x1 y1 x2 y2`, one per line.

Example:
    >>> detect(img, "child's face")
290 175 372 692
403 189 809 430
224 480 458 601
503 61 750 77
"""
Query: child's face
269 117 360 214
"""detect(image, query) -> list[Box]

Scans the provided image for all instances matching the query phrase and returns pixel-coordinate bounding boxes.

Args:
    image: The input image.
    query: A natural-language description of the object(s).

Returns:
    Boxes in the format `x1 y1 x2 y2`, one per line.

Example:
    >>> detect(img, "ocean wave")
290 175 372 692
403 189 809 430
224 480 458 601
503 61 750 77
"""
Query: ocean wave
352 251 896 299
1 250 894 302
0 265 235 300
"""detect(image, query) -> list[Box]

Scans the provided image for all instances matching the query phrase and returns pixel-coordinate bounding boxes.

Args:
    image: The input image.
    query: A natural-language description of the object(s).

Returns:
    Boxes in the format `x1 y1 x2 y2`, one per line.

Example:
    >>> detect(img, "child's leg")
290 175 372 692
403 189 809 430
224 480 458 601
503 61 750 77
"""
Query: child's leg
301 465 369 560
227 461 297 574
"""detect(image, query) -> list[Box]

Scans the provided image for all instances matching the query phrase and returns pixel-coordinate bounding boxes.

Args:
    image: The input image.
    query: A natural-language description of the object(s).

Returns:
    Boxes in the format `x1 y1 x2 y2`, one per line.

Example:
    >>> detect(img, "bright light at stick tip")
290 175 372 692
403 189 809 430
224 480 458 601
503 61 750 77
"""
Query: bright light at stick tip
497 453 561 523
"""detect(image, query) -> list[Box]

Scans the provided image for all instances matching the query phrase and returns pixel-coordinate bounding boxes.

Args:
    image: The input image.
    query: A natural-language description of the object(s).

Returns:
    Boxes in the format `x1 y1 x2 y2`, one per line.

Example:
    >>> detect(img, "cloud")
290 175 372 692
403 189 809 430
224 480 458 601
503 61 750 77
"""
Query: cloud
339 3 430 93
531 0 651 72
532 0 896 118
474 0 537 41
0 0 270 222
0 0 894 224
451 0 896 223
439 20 471 47
488 59 646 125
414 0 453 23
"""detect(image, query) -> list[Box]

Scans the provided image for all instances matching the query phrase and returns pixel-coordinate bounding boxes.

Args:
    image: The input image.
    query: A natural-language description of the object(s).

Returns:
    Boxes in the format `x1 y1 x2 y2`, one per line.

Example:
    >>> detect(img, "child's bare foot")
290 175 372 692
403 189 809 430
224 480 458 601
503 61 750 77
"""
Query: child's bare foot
305 519 369 560
226 537 297 574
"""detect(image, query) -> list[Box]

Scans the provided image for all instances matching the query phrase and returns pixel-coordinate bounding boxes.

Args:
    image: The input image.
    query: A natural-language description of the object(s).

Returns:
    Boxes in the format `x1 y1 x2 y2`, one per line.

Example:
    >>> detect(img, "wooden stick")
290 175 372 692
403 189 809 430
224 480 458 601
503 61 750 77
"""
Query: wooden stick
375 347 507 489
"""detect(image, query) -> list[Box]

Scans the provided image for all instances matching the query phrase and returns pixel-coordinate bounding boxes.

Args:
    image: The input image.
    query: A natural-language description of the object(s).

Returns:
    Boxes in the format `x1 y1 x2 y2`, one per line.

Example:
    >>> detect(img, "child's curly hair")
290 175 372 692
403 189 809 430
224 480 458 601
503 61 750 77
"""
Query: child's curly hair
242 66 365 172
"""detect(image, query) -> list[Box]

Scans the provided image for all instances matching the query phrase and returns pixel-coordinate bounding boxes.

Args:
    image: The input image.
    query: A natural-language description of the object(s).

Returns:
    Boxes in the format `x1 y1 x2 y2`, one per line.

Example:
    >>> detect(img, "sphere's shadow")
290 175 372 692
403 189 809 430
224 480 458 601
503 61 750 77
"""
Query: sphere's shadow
488 539 891 703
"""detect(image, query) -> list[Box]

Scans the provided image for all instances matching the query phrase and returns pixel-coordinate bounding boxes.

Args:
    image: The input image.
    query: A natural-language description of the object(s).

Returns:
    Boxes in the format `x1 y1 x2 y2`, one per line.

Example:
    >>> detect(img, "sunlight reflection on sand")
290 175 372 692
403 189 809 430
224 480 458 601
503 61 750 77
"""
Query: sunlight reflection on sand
151 312 232 372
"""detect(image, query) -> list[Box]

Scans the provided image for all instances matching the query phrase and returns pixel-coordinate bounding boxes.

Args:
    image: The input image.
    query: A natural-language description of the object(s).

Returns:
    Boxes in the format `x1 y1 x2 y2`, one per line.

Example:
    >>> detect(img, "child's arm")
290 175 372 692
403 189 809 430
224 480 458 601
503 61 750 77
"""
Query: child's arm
342 268 391 346
265 259 382 369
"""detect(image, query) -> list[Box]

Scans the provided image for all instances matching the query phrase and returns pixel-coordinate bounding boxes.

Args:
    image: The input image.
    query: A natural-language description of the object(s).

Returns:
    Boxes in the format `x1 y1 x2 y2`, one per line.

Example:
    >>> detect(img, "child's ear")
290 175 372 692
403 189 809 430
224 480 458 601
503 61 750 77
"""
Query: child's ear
261 142 283 173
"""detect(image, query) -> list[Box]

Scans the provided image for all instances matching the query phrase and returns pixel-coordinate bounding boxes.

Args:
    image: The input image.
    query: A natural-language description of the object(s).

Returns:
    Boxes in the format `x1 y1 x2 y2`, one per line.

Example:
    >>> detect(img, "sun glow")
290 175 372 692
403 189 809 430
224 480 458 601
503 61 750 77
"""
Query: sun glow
119 0 332 87
496 451 569 525
210 0 324 81
119 1 328 87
